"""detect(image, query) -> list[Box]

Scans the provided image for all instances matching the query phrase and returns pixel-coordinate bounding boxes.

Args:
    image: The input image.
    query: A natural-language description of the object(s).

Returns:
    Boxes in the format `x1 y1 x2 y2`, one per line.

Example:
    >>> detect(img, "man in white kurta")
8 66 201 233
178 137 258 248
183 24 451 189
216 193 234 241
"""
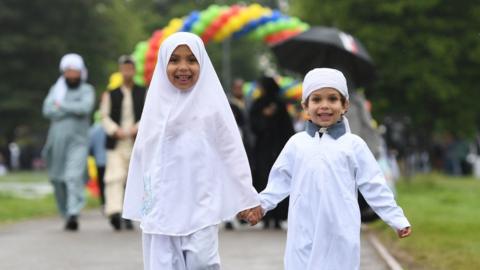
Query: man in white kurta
42 53 95 230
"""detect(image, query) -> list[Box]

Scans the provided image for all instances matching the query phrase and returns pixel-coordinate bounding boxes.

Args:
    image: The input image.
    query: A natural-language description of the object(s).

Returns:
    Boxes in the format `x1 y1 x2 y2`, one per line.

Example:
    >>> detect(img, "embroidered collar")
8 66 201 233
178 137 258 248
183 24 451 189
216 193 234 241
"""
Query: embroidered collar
305 120 346 139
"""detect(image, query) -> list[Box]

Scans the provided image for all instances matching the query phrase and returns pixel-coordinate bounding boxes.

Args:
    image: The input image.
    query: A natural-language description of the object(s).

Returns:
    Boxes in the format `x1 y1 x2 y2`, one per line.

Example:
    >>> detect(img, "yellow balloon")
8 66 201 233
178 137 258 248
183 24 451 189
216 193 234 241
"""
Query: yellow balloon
239 11 250 23
170 18 183 30
107 72 123 90
230 17 242 31
87 156 98 180
250 3 263 11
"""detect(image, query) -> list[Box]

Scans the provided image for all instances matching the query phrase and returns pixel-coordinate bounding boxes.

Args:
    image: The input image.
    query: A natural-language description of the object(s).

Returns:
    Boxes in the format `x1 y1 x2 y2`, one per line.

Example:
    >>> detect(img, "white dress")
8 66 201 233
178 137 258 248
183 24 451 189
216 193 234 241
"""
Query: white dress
260 121 410 270
122 32 259 269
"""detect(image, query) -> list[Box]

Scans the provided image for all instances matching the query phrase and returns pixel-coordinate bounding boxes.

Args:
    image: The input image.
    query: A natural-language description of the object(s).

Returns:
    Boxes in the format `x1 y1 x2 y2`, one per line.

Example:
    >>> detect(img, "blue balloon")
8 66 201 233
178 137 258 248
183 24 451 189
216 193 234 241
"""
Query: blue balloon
181 11 201 32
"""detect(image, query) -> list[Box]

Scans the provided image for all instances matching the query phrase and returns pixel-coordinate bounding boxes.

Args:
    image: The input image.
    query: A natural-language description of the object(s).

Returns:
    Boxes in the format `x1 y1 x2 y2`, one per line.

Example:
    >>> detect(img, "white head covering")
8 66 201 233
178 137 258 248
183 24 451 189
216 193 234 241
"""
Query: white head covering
52 53 88 102
302 68 351 131
123 32 259 235
302 68 349 102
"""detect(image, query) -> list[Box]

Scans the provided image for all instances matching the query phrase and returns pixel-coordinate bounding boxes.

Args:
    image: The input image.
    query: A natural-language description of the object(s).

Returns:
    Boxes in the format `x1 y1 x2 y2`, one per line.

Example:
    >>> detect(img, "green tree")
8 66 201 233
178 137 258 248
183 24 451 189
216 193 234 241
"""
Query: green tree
291 0 480 137
0 0 146 141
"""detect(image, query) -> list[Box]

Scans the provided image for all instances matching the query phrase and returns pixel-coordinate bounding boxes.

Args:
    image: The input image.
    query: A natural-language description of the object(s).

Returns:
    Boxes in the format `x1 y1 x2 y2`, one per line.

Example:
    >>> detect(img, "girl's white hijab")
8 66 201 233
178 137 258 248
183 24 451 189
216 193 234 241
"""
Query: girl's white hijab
302 68 351 131
123 32 258 229
52 53 88 102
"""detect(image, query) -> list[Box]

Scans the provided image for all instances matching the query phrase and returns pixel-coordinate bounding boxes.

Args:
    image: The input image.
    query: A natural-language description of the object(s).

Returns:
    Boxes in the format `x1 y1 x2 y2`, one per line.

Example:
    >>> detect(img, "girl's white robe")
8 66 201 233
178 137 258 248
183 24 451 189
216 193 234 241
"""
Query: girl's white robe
260 127 410 270
122 32 259 236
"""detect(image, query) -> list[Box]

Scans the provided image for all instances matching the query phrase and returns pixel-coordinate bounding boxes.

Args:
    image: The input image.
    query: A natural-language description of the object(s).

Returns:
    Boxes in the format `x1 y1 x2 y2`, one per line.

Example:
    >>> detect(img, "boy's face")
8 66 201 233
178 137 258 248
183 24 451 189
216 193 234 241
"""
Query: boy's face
302 88 348 127
167 45 200 90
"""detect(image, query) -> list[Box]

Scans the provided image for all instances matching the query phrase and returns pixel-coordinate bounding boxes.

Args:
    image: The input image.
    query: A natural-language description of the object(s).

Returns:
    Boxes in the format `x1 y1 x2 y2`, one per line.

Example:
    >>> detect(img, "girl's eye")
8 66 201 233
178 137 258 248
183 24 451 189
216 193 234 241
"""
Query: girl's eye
188 56 198 63
169 57 178 63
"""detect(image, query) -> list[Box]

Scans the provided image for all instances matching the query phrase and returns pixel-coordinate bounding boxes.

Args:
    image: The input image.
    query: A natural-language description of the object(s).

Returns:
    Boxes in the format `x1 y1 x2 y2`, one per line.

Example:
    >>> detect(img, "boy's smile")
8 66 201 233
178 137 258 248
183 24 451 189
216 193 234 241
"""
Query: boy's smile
167 45 200 90
303 88 348 127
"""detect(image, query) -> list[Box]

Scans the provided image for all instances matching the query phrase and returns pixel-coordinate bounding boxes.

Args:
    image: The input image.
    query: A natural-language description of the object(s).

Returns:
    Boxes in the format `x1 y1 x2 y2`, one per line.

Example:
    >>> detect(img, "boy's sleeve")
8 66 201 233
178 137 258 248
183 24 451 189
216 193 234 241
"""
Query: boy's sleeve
354 139 411 230
259 140 293 213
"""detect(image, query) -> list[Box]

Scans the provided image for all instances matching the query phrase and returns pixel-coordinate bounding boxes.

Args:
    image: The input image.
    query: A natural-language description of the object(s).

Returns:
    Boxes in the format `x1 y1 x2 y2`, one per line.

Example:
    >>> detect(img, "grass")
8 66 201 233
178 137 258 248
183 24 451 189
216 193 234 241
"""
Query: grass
0 171 100 225
0 192 58 223
370 173 480 270
0 170 49 183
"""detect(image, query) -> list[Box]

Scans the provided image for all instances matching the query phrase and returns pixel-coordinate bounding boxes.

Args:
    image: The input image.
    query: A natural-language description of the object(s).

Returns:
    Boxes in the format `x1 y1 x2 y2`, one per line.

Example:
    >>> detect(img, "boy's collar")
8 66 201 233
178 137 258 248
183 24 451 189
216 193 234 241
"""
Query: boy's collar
305 120 346 139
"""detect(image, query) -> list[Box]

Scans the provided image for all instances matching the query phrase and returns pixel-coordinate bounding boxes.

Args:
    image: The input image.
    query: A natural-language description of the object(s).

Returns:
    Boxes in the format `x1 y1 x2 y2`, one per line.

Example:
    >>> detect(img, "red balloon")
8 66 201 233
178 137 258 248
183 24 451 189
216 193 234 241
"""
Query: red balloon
211 20 222 30
219 13 229 23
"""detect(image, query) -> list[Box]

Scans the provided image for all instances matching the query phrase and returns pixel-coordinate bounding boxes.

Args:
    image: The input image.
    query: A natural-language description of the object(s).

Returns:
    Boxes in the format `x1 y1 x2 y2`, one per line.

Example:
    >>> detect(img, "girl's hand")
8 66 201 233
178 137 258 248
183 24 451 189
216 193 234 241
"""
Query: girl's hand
397 226 411 238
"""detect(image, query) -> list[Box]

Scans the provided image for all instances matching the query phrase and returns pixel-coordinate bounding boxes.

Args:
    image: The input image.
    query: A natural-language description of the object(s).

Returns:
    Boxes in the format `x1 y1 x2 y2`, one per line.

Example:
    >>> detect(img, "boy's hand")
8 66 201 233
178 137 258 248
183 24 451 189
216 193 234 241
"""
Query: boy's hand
237 206 264 225
397 226 411 238
246 206 264 226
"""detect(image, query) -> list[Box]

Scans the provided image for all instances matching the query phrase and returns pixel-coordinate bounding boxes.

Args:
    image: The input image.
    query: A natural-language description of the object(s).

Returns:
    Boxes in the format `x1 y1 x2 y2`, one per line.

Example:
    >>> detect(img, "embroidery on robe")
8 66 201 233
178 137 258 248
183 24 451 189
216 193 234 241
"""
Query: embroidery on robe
142 174 153 216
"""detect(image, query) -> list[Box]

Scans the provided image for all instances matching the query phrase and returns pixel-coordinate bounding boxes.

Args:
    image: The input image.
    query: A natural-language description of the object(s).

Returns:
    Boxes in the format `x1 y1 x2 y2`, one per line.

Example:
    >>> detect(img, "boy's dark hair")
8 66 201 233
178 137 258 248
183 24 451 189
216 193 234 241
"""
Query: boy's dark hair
118 55 135 66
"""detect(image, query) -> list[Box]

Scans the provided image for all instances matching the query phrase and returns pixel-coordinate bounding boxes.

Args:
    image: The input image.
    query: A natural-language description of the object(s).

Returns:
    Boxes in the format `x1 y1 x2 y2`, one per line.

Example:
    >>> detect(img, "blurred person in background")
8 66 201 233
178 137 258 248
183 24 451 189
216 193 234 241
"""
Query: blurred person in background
249 76 294 229
89 110 107 208
42 53 95 231
225 78 253 230
101 55 146 230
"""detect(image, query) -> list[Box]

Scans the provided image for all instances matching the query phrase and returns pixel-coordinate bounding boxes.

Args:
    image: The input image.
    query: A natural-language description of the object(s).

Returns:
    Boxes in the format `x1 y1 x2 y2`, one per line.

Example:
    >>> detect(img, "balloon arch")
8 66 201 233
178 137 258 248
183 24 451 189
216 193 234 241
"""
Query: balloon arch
128 3 309 95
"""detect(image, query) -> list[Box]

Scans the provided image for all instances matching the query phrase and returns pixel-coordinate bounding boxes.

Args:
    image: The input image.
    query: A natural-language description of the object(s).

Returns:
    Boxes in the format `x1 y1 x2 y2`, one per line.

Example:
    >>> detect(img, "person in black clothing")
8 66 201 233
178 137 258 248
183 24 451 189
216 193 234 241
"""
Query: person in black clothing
100 55 146 230
249 76 294 229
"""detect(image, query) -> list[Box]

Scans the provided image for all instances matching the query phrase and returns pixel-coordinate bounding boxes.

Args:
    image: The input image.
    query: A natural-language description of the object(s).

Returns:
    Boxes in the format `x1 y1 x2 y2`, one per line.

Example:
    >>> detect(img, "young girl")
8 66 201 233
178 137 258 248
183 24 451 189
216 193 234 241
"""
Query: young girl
244 68 411 269
122 32 260 269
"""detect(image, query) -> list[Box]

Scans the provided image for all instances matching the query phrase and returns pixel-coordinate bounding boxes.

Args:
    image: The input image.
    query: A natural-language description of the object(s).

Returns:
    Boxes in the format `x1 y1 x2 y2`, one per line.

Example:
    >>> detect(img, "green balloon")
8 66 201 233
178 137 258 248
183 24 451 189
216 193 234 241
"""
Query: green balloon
209 5 220 14
257 27 268 39
134 75 145 86
290 17 301 26
299 23 310 31
265 22 276 35
204 10 217 22
192 21 206 35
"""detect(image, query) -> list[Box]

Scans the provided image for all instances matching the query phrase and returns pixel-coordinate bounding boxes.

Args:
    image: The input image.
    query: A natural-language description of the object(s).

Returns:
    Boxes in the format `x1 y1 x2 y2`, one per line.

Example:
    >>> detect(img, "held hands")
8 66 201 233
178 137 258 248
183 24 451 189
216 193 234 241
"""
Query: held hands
397 226 412 238
237 205 264 226
114 126 139 139
114 128 127 139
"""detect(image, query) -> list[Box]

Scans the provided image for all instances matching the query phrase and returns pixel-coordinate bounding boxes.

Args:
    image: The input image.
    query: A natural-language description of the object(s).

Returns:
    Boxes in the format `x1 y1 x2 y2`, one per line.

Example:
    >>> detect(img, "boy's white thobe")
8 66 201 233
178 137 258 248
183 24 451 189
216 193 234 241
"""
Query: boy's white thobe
260 121 410 270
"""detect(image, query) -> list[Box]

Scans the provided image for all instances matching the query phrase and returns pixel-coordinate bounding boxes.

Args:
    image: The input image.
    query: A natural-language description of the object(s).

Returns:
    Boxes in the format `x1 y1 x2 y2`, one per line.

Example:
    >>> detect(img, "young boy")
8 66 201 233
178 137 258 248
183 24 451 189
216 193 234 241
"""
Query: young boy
242 68 411 270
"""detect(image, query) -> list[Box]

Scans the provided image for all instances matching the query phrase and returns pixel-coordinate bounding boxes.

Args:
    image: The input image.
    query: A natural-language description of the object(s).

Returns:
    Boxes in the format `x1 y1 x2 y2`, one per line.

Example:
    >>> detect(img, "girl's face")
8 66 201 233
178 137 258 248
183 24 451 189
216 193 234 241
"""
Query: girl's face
302 88 348 127
167 45 200 90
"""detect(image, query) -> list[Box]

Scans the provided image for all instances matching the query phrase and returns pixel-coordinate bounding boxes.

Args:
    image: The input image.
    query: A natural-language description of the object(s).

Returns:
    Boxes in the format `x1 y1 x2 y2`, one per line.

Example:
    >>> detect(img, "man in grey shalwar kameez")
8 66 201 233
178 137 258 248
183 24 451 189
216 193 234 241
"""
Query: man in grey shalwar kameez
42 53 95 231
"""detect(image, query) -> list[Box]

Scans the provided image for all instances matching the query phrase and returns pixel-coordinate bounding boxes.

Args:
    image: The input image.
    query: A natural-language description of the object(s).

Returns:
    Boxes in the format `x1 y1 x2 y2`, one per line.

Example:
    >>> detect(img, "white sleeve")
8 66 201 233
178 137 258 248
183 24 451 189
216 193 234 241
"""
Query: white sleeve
354 139 410 230
100 91 120 136
259 140 293 213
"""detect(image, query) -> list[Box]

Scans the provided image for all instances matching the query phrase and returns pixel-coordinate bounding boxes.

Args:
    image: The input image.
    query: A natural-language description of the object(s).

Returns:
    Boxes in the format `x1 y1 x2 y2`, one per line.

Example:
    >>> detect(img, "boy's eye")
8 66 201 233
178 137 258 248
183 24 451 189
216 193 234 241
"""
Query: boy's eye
311 96 321 103
328 96 339 102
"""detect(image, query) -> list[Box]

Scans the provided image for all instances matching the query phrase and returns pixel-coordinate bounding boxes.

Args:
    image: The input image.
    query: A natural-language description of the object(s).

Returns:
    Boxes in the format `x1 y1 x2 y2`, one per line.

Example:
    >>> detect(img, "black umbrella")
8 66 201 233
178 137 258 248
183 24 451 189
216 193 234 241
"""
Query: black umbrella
271 26 376 88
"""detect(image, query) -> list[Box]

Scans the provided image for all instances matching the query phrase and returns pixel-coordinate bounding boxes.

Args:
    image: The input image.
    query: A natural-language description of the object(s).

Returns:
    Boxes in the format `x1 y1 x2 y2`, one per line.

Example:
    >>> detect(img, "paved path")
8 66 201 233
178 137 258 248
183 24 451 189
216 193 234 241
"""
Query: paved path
0 210 392 270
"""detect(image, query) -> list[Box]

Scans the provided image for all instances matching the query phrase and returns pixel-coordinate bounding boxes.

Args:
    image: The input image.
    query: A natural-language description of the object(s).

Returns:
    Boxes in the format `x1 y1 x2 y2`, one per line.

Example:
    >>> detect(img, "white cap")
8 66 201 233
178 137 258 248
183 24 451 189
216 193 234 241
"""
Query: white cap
302 68 349 102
